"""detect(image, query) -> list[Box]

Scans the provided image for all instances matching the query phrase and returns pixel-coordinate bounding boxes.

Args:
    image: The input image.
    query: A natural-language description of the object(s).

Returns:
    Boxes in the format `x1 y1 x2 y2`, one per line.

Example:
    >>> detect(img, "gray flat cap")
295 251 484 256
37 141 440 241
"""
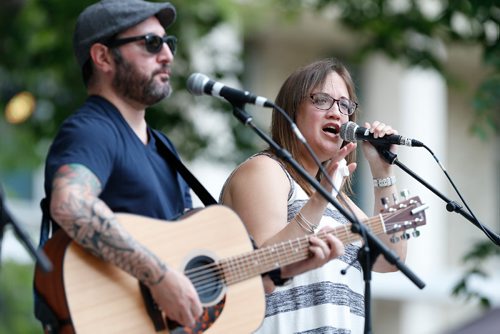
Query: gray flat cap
73 0 176 69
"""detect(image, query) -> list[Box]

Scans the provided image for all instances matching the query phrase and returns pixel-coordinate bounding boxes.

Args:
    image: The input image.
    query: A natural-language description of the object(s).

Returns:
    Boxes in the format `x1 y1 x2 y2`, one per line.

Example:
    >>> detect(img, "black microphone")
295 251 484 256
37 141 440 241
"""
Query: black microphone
187 73 274 108
340 121 424 147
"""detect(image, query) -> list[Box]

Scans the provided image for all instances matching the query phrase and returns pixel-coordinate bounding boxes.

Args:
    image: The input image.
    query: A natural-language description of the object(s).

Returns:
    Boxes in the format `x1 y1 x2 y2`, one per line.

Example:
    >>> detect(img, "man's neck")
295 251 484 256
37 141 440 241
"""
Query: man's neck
88 86 148 144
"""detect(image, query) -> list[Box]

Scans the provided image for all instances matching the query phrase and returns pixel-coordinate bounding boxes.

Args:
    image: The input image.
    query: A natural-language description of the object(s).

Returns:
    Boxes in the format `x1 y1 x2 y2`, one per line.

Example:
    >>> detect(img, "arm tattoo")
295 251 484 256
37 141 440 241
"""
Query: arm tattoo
51 164 167 286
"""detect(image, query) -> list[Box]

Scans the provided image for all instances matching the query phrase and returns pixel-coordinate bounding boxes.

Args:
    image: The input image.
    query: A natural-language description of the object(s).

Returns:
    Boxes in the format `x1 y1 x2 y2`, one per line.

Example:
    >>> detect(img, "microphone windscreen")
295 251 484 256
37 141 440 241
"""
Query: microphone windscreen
186 73 208 96
340 122 357 142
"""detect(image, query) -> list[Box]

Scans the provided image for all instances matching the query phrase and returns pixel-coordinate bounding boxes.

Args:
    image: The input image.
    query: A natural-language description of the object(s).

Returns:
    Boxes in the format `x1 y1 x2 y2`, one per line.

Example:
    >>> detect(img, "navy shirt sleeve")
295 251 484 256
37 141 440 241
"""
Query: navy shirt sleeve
45 111 117 189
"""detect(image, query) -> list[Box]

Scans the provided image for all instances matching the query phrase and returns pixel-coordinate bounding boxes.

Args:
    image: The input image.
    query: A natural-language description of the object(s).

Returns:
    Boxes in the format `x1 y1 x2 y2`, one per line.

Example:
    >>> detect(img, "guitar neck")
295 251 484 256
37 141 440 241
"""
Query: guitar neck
220 214 385 285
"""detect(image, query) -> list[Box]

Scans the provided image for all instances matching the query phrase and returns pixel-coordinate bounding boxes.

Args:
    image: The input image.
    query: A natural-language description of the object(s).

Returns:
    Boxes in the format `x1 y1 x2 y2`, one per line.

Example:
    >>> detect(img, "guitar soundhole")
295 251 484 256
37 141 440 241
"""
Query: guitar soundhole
168 255 226 334
184 255 225 305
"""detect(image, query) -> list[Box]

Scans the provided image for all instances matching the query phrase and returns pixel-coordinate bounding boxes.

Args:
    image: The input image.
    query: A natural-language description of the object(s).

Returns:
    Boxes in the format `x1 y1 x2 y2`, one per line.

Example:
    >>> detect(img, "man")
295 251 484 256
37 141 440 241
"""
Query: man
42 0 202 328
38 0 342 332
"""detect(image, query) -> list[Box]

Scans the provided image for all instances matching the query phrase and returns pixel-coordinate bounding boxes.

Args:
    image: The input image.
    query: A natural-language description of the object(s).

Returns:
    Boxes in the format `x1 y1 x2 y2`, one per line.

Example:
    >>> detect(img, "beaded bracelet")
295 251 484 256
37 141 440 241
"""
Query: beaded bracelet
373 176 396 188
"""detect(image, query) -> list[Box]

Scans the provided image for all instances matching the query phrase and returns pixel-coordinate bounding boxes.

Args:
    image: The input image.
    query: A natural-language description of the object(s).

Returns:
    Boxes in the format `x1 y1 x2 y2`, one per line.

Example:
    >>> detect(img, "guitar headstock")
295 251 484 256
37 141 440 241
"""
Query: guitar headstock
381 195 428 243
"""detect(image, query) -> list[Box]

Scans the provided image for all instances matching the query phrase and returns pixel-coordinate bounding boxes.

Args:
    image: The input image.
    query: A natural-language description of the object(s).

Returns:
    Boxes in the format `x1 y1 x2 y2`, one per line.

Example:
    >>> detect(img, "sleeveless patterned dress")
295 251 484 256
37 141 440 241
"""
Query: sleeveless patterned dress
221 153 365 334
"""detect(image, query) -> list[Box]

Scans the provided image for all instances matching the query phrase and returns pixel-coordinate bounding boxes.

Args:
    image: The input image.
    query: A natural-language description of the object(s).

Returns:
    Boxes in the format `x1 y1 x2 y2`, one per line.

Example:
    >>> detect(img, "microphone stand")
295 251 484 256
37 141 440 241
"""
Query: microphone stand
231 104 425 334
0 185 52 272
376 149 500 246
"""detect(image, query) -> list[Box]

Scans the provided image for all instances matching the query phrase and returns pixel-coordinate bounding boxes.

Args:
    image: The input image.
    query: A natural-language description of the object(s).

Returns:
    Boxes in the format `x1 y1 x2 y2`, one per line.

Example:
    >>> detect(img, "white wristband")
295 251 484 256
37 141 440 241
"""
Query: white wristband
373 176 396 188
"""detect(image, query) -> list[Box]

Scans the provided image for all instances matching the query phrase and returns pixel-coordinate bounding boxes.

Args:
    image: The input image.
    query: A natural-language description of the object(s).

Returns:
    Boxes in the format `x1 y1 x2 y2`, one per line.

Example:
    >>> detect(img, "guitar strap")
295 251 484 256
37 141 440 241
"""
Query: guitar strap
143 131 218 331
151 130 217 207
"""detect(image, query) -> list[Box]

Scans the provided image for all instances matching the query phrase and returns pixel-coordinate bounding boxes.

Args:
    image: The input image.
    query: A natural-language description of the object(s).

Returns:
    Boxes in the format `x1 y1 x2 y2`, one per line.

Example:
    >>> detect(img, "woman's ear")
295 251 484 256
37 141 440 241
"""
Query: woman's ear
89 43 114 73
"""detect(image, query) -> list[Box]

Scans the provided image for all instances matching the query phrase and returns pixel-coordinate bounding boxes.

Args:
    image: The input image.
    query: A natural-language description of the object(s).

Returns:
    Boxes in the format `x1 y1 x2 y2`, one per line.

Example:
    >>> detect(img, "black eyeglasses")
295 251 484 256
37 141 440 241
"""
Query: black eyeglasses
310 92 358 116
105 33 177 55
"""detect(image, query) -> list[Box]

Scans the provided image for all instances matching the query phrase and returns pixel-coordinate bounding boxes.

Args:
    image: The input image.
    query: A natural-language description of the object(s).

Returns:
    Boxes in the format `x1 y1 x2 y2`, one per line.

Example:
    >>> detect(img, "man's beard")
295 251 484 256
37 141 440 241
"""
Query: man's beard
112 57 171 106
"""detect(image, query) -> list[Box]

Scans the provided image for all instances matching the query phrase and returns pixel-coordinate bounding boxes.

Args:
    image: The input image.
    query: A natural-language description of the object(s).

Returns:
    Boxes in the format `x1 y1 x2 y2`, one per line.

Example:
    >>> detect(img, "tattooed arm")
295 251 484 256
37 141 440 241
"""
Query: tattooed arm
50 164 202 326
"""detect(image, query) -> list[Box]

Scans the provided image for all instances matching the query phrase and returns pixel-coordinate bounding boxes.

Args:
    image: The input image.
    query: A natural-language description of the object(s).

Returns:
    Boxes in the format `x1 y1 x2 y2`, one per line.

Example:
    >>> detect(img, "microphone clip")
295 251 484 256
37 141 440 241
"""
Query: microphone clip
372 143 398 164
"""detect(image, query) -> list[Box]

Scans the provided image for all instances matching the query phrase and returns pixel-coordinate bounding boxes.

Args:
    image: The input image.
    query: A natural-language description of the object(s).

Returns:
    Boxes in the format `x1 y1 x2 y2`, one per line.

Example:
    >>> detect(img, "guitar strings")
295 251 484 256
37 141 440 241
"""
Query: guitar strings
183 212 393 295
191 222 386 296
185 215 389 291
186 219 387 293
191 225 387 296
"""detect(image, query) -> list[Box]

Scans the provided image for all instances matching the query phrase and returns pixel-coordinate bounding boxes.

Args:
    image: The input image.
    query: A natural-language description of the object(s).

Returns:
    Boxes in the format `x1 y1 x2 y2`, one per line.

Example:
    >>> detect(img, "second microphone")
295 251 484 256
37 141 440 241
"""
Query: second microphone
187 73 275 108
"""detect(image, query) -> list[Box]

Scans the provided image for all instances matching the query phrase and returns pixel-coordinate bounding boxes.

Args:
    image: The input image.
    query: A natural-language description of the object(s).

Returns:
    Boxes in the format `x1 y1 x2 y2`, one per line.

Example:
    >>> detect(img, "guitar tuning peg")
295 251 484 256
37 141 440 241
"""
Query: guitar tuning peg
390 235 400 243
400 189 410 200
381 197 390 209
392 192 399 204
401 232 411 240
412 229 421 238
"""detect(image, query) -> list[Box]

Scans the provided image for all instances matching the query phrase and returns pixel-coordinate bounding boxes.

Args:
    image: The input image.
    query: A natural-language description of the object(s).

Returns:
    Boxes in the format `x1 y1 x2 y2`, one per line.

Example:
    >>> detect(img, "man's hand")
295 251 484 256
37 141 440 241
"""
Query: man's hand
149 268 203 327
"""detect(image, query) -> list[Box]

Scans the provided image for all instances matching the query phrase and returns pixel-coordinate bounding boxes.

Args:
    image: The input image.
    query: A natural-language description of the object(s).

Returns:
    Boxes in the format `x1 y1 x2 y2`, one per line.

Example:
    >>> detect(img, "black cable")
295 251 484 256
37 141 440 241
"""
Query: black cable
422 143 499 244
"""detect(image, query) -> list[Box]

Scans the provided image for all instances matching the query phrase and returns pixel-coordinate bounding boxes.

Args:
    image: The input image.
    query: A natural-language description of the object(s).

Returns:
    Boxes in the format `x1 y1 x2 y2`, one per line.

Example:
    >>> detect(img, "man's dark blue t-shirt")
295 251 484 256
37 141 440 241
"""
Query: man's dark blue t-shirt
44 95 192 222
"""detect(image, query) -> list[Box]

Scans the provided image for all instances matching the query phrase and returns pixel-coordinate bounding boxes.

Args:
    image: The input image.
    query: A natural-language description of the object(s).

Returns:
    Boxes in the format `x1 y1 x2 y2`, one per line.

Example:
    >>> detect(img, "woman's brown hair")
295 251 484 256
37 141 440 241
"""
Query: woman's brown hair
268 58 358 196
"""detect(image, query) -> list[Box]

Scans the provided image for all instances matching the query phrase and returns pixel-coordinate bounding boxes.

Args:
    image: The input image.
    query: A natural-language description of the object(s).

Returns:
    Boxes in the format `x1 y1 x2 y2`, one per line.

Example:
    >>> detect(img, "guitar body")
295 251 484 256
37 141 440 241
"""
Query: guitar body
37 205 265 334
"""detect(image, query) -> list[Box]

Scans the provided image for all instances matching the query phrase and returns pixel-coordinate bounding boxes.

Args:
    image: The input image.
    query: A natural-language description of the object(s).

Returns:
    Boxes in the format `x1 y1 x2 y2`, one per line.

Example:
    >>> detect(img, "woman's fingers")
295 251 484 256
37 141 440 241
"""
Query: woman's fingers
308 229 345 263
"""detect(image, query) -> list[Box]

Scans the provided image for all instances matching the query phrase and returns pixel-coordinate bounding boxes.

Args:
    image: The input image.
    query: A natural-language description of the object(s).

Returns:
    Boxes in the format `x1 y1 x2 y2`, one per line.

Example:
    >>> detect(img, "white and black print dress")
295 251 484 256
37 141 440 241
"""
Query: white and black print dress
251 154 365 334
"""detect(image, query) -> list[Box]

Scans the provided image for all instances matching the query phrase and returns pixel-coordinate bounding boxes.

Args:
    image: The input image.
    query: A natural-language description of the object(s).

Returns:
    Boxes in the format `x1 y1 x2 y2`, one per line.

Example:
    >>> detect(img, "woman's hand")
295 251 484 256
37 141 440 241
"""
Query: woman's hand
360 121 398 177
280 226 345 279
319 142 357 193
264 226 345 293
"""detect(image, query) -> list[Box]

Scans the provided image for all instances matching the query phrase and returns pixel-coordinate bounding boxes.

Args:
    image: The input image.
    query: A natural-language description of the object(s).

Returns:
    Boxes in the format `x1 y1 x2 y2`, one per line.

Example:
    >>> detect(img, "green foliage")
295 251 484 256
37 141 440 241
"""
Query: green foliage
0 261 40 334
471 74 500 140
0 0 95 171
452 241 500 309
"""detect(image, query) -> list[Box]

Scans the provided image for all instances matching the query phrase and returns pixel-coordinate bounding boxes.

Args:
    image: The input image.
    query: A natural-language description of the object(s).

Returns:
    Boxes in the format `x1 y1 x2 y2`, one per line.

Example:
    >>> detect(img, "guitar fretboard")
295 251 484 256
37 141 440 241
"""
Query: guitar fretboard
219 214 385 285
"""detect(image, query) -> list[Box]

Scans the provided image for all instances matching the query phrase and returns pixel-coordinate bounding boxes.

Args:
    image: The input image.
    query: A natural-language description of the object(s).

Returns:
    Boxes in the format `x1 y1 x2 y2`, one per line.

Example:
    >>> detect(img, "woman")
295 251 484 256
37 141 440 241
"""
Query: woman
220 58 407 333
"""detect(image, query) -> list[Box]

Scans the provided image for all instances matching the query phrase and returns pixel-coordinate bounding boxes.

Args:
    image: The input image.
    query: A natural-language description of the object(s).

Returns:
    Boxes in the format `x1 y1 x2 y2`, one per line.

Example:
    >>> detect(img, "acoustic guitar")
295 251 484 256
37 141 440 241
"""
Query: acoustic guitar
34 196 427 334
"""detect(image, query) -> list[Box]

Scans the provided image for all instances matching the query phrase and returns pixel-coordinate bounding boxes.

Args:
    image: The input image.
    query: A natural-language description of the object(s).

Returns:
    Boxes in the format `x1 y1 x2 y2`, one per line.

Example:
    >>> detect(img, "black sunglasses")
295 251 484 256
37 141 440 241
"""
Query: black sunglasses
105 33 177 55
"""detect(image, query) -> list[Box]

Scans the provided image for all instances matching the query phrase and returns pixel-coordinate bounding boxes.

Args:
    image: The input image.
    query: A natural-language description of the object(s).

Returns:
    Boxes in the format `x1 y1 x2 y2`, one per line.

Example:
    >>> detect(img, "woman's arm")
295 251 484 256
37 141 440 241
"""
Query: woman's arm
221 155 344 282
